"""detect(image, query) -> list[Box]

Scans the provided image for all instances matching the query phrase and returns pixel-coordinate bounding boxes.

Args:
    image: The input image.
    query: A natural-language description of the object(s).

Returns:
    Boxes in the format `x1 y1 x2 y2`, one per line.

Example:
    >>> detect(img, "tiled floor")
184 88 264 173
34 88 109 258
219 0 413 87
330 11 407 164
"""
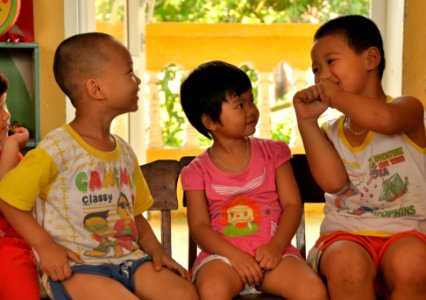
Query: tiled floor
151 204 324 268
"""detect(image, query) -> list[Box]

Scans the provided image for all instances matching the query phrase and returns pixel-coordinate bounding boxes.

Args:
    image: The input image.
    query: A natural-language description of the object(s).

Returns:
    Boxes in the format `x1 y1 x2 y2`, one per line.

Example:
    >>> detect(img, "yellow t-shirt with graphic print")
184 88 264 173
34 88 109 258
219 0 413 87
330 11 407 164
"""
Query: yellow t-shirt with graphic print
0 124 153 265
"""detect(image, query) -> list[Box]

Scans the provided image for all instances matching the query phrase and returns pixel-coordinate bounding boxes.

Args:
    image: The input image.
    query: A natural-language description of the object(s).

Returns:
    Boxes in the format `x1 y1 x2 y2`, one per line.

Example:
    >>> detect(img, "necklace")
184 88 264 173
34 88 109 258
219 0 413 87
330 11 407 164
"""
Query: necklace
344 117 367 136
209 138 249 172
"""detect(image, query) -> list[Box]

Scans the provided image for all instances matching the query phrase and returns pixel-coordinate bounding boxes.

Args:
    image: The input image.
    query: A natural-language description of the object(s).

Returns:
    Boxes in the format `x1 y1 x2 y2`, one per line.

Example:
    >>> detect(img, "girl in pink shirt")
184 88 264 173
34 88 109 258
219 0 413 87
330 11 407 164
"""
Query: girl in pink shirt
180 61 326 299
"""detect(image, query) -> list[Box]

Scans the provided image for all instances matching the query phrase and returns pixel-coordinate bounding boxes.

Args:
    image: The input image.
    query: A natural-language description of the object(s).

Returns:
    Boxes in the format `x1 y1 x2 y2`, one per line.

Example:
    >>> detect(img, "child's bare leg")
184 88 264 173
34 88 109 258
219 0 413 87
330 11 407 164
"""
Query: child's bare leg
320 240 376 300
134 261 198 300
63 273 139 300
381 235 426 299
259 256 327 299
195 260 244 300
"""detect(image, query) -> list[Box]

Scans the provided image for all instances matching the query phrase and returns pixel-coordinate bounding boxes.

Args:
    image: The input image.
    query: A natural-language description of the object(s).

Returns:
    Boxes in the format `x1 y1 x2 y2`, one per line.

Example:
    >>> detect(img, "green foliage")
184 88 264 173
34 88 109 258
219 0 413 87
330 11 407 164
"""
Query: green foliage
159 64 186 147
271 110 295 144
151 0 369 23
199 135 213 147
240 64 259 104
96 0 125 22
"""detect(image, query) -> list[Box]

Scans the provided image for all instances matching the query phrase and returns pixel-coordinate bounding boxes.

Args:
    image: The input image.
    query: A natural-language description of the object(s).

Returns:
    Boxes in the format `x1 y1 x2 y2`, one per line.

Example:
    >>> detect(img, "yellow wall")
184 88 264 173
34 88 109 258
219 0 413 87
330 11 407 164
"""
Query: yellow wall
33 1 65 138
146 23 318 72
403 0 426 107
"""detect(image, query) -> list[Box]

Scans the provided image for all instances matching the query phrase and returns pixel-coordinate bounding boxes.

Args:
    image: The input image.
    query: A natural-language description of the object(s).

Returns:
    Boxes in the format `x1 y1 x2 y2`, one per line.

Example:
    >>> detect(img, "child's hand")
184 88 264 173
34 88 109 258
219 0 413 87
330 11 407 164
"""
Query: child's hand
255 243 282 271
229 251 263 286
293 85 329 120
37 240 83 282
4 127 29 149
151 250 190 280
317 77 342 105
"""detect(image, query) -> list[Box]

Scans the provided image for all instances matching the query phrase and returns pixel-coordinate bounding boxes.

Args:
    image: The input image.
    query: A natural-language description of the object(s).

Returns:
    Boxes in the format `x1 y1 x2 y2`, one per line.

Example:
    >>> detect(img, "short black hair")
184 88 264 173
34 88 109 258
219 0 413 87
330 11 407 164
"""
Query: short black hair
53 32 115 104
0 71 9 95
314 15 385 79
180 60 252 139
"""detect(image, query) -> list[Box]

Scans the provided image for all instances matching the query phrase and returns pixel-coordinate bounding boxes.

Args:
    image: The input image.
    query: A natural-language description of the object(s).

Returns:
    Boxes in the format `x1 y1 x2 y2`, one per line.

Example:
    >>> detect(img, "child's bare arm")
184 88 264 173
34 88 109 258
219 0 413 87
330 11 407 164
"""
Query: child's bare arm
293 86 348 193
255 161 302 270
0 199 83 281
186 189 263 285
320 78 425 140
135 214 189 279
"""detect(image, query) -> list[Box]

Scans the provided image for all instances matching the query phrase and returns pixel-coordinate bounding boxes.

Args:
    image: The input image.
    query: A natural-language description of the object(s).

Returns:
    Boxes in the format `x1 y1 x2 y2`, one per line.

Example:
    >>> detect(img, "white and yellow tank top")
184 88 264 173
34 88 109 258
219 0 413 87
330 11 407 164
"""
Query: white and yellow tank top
321 112 426 237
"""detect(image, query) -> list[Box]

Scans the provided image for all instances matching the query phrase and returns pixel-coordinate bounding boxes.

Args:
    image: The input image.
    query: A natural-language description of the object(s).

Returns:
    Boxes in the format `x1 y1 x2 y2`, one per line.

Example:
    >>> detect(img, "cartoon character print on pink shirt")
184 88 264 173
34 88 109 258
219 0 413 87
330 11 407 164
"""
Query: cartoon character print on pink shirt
220 195 262 237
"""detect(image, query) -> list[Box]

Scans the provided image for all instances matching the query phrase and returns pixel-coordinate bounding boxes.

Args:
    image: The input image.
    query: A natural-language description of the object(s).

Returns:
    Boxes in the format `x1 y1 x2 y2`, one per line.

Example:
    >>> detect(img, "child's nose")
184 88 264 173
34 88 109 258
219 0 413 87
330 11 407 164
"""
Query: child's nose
314 70 326 84
248 102 259 115
318 68 331 80
1 109 10 121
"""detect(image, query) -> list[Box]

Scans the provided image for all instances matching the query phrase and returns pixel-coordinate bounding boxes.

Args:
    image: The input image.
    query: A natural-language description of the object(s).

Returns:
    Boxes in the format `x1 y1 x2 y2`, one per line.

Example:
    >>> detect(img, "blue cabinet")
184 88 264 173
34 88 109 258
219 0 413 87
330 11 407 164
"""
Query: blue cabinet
0 42 40 149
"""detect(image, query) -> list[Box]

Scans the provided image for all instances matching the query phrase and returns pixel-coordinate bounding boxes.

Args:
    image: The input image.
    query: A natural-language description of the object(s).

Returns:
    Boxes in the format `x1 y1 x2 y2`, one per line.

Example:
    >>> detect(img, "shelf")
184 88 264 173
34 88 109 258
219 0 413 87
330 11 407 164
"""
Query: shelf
0 42 40 149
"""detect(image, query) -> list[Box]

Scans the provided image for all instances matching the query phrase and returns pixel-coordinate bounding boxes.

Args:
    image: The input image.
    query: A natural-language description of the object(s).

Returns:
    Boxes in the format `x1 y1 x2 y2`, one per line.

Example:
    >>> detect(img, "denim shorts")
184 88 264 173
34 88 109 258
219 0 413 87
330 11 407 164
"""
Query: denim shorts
47 256 151 300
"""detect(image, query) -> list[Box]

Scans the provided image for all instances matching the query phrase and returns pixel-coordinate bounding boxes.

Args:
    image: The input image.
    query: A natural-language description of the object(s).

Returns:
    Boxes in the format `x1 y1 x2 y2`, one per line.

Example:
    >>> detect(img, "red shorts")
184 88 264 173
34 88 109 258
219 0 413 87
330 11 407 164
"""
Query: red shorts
308 230 426 298
0 237 40 300
312 230 426 269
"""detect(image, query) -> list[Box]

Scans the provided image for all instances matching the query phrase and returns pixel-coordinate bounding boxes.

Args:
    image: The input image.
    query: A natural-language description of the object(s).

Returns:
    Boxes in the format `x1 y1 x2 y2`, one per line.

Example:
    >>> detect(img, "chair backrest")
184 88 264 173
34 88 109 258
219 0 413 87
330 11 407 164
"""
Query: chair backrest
140 159 182 256
180 154 325 268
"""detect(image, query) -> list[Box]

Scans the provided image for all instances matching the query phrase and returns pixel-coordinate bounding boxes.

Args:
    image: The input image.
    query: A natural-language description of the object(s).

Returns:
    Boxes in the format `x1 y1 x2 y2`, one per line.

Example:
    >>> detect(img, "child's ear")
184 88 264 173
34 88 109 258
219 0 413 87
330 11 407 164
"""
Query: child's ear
365 46 381 71
201 113 218 131
85 79 104 100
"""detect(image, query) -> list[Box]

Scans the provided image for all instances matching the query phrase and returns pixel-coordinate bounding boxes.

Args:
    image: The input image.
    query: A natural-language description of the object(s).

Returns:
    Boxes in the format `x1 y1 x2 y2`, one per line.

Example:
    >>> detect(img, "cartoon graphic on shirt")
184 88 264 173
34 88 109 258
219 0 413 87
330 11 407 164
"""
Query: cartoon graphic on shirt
349 206 375 216
114 193 137 252
83 210 120 257
221 195 262 237
335 185 357 209
343 147 409 216
379 173 408 202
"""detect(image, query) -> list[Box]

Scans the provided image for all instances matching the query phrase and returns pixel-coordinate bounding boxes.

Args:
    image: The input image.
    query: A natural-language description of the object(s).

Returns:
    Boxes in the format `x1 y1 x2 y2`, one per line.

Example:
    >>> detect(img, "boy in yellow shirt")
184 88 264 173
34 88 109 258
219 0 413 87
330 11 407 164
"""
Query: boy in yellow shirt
0 33 198 300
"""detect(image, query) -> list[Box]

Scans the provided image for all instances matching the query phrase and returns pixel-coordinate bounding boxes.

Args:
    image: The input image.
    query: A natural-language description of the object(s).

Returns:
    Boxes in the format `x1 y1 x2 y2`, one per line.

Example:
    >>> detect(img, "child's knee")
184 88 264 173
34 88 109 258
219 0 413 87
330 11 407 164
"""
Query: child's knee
384 252 426 288
383 237 426 283
172 281 199 300
321 244 375 283
196 275 241 299
302 275 328 300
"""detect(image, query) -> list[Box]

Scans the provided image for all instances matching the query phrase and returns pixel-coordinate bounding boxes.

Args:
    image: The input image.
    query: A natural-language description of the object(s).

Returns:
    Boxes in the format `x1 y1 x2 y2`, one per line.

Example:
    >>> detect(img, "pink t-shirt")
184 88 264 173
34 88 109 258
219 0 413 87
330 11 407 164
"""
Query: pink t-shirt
181 137 291 261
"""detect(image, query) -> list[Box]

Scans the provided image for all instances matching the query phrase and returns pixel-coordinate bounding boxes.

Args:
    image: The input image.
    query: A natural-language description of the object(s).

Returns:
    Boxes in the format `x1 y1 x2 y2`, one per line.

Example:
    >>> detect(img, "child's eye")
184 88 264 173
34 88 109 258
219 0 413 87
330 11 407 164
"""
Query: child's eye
312 67 319 74
234 101 244 109
327 58 335 64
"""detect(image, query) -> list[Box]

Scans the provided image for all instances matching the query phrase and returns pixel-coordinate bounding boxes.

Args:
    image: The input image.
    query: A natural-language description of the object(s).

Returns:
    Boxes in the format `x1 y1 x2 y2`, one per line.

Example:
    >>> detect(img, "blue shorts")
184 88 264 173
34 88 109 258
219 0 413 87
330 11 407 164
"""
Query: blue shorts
47 256 151 300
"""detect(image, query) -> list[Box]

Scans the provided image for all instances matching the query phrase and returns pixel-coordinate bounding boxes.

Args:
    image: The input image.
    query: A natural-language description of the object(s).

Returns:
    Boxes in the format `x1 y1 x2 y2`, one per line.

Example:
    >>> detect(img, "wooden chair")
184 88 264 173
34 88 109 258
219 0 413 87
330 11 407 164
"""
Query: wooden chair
141 159 183 256
180 154 325 299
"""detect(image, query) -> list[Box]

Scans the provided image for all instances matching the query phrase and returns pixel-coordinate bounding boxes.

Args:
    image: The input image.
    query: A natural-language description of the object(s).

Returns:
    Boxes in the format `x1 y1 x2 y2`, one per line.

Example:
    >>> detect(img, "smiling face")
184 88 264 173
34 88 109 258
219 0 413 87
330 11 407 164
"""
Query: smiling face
311 34 370 95
214 89 259 139
227 204 255 225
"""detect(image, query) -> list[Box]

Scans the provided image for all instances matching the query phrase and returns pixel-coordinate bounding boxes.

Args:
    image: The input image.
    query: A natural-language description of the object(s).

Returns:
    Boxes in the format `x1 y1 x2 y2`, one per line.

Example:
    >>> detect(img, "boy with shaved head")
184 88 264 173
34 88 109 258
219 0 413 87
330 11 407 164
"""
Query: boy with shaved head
0 33 198 300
